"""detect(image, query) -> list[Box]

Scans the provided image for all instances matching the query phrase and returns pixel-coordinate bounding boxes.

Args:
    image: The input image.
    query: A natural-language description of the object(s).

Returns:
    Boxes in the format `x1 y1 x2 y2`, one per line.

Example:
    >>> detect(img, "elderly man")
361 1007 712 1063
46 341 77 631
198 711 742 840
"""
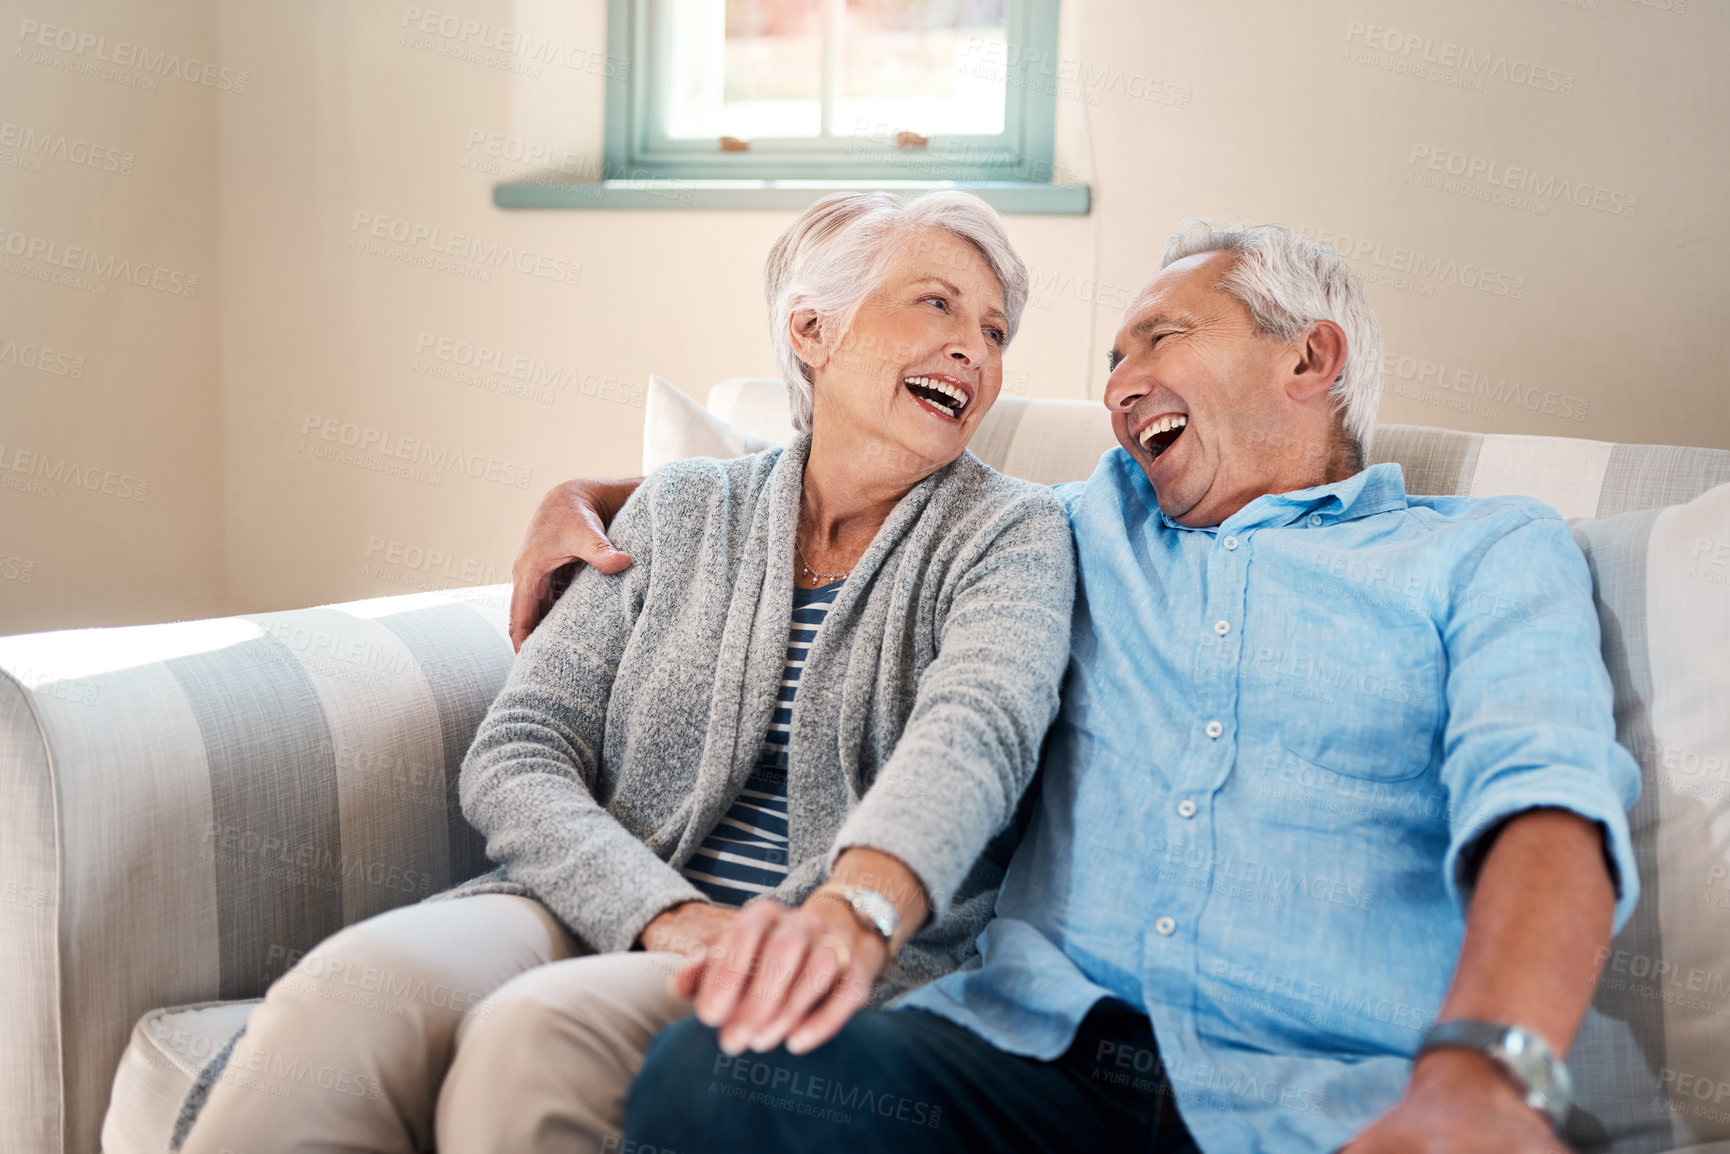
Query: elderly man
518 222 1638 1153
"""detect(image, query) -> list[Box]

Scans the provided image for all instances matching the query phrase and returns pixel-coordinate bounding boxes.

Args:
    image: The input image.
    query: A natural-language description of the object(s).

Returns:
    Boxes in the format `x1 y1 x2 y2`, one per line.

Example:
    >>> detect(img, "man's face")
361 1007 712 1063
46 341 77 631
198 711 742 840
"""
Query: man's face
1105 251 1329 527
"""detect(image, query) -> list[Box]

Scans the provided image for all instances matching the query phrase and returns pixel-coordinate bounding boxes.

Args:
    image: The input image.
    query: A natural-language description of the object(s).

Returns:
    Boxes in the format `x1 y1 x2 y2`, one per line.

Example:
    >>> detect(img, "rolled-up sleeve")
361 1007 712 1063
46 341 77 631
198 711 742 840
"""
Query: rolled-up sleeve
827 494 1078 920
1438 510 1641 931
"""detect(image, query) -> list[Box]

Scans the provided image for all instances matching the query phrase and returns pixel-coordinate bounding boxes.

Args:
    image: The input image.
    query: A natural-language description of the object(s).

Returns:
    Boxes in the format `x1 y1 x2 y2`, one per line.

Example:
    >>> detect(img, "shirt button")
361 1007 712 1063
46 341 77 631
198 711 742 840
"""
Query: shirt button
1308 513 1323 528
1177 799 1198 819
1155 916 1177 936
1223 536 1239 550
1213 620 1231 636
1205 720 1224 739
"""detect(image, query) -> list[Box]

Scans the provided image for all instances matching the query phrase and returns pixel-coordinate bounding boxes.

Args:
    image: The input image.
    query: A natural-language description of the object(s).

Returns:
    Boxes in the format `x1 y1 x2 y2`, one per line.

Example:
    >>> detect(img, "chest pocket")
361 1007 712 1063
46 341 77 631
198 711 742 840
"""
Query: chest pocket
1241 606 1444 782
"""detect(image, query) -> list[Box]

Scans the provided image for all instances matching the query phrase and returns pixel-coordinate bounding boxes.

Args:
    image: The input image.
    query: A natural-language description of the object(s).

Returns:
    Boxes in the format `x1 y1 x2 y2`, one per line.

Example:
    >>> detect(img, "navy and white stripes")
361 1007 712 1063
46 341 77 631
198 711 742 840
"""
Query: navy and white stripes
678 580 843 906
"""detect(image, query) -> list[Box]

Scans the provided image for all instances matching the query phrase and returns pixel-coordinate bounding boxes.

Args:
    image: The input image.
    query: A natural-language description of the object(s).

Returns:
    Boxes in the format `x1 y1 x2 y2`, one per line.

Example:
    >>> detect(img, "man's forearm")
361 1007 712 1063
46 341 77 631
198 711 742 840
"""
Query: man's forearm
1346 806 1613 1149
1434 807 1615 1054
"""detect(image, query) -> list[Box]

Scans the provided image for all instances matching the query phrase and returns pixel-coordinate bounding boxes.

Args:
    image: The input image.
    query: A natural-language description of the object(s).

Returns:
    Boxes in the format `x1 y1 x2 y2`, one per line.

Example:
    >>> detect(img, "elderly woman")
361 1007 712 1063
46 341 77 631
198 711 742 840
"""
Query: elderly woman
180 190 1075 1154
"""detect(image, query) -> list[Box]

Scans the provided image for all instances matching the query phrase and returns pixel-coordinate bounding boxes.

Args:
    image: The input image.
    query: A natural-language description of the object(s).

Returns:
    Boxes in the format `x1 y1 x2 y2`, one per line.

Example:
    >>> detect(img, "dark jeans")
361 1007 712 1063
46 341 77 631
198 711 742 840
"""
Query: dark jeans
623 998 1203 1154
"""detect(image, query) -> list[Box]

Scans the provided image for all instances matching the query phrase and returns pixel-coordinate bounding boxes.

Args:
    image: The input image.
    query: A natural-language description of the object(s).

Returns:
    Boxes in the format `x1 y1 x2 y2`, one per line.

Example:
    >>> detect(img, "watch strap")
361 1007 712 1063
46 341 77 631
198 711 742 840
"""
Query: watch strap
1417 1019 1573 1129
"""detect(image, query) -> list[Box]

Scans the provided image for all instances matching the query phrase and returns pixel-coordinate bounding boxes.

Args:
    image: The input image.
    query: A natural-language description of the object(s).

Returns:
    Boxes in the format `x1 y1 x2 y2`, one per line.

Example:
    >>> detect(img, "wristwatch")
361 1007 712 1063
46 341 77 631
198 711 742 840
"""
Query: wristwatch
810 883 900 949
1416 1019 1574 1129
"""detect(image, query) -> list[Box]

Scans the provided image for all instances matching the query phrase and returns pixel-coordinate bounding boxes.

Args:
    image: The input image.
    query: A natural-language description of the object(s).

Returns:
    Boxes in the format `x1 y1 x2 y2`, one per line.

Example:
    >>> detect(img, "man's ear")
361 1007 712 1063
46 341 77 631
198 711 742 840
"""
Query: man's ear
788 308 829 374
1286 319 1348 404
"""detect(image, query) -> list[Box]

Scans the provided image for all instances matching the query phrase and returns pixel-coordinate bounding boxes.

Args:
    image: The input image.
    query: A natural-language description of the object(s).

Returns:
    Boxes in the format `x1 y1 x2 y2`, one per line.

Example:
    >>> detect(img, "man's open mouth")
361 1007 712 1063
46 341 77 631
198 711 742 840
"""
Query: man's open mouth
903 375 969 419
1137 414 1188 460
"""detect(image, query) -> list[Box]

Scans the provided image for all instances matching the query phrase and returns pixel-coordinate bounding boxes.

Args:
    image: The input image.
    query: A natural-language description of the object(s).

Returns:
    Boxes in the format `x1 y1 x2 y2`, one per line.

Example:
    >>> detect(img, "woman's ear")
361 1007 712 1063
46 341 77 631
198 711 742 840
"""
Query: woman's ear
788 308 829 374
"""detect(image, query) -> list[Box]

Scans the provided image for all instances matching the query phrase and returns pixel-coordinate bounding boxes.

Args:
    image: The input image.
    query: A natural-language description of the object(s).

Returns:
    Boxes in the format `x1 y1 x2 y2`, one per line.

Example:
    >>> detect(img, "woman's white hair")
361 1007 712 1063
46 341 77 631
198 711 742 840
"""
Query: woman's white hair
1161 220 1383 456
766 191 1028 433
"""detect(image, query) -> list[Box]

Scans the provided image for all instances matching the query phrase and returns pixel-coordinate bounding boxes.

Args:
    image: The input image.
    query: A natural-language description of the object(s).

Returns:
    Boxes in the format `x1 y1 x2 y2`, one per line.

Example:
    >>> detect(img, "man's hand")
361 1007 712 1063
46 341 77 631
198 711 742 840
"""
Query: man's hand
1342 1049 1567 1154
639 900 740 958
675 895 889 1057
509 476 643 650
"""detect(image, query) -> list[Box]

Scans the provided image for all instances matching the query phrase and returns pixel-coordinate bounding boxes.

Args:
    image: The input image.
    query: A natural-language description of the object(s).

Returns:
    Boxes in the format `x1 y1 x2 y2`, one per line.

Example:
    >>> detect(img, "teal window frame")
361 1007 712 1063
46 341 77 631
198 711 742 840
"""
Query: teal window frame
606 0 1062 183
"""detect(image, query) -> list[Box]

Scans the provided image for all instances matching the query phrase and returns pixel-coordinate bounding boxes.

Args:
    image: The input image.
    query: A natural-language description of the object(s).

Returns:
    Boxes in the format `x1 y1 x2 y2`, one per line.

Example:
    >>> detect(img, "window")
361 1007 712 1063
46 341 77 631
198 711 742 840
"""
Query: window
604 0 1068 186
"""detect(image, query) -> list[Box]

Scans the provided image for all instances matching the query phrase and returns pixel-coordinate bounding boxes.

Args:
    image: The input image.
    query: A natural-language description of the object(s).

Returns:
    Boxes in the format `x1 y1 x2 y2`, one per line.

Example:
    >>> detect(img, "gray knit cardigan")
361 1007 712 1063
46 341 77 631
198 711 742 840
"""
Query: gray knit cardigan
442 433 1076 996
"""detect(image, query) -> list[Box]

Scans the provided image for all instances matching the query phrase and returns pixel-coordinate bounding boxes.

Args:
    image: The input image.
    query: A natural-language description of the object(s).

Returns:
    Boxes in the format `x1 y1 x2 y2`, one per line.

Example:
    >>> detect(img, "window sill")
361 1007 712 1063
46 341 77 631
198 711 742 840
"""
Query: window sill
492 178 1090 215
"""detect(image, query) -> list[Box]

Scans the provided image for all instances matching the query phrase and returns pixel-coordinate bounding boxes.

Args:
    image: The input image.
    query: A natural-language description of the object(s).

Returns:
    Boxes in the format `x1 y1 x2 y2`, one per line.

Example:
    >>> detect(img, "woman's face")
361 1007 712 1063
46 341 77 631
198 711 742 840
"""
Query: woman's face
800 227 1009 478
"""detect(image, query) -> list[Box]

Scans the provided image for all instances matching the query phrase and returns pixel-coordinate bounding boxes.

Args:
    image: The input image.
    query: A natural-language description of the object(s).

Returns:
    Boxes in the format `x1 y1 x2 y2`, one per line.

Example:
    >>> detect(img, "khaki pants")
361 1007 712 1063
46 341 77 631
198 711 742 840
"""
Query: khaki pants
181 895 691 1154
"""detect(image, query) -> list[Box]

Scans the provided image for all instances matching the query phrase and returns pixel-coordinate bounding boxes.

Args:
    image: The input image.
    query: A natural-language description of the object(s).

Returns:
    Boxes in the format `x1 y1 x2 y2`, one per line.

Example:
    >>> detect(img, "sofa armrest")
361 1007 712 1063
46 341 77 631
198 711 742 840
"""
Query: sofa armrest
0 587 513 1154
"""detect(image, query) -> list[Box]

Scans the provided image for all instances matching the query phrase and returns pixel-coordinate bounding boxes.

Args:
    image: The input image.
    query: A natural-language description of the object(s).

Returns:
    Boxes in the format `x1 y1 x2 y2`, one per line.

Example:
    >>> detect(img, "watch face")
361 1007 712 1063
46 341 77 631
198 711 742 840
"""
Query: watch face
1493 1028 1572 1121
1521 1058 1564 1102
844 888 897 939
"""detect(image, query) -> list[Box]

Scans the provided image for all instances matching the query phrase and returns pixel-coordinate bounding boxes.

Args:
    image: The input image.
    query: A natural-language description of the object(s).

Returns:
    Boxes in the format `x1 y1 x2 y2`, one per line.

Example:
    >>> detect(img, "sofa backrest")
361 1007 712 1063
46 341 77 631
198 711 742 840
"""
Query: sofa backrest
703 377 1730 516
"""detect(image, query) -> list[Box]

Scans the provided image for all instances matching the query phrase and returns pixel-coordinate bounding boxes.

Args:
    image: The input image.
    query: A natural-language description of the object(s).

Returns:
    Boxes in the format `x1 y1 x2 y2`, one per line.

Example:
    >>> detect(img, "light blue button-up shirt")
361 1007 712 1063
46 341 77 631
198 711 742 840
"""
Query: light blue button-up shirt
900 450 1640 1153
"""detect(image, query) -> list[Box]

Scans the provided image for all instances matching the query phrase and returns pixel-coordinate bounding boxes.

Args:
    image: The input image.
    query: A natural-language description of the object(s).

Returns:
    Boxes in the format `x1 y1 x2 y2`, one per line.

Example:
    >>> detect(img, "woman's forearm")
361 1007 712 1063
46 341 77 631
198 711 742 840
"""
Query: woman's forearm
819 846 931 954
462 716 706 952
827 499 1075 920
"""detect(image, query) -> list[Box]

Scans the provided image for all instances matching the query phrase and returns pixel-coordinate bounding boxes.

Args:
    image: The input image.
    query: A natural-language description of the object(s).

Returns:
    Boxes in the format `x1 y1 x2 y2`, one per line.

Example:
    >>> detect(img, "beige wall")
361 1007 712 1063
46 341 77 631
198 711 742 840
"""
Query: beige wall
1 0 226 632
3 0 1725 634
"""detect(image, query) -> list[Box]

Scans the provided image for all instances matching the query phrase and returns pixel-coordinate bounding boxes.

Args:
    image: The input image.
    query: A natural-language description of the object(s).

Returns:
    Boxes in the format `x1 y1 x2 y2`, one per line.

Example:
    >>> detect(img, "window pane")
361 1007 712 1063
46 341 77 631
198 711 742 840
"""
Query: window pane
840 0 1005 139
663 0 823 140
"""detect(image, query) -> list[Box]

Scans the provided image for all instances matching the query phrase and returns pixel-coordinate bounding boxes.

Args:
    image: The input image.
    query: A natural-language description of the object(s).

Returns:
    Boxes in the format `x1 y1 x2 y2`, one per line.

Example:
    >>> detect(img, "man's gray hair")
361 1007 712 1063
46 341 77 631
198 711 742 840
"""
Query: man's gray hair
1161 220 1382 453
766 191 1028 433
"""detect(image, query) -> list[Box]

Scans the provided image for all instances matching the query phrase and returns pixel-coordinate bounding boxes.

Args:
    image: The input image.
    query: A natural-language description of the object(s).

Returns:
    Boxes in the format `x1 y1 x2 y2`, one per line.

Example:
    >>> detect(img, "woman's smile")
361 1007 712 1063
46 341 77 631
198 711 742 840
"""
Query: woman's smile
901 373 974 422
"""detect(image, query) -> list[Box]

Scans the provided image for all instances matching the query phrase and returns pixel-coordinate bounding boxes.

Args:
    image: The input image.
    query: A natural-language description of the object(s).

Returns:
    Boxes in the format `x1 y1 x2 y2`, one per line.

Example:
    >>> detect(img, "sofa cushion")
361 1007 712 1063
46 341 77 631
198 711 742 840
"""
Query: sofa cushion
101 1001 259 1154
1565 482 1730 1153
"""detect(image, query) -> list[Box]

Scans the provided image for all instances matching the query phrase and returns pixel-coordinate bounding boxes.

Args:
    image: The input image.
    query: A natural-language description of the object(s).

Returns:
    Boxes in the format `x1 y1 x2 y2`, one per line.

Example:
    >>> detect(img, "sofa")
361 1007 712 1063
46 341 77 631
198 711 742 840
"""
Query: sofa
3 377 1727 1154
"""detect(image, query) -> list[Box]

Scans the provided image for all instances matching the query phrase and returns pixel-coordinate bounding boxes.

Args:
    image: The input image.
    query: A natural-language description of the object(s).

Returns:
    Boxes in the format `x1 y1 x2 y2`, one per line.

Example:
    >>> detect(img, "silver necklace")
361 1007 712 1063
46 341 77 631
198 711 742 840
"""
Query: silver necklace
795 536 853 585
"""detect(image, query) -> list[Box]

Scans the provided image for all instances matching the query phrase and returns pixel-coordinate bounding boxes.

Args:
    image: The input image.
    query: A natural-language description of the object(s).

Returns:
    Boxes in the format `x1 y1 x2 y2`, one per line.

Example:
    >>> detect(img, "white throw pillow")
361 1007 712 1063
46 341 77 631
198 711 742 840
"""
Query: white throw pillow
707 377 800 447
640 375 783 474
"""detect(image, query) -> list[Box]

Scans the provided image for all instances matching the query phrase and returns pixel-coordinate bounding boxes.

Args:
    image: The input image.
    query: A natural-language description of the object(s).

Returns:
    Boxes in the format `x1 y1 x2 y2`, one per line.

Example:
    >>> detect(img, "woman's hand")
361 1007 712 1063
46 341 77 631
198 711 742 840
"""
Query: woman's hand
674 848 929 1056
676 895 888 1056
638 900 740 957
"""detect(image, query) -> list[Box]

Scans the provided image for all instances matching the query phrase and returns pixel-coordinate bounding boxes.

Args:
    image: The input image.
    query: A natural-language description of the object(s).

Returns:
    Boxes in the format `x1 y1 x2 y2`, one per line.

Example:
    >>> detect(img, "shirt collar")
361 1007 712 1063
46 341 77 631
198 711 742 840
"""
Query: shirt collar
1152 462 1410 534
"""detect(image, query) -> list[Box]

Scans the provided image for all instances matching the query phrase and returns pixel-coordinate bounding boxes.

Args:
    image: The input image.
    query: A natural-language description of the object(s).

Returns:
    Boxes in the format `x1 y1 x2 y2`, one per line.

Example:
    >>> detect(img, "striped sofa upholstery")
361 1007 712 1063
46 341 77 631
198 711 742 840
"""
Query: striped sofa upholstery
0 590 512 1154
1 378 1725 1153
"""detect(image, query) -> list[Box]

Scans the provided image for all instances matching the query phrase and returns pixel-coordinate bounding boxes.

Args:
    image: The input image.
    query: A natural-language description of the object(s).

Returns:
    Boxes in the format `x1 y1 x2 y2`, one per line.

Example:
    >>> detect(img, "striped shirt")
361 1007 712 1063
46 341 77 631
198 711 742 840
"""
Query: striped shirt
678 579 844 906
